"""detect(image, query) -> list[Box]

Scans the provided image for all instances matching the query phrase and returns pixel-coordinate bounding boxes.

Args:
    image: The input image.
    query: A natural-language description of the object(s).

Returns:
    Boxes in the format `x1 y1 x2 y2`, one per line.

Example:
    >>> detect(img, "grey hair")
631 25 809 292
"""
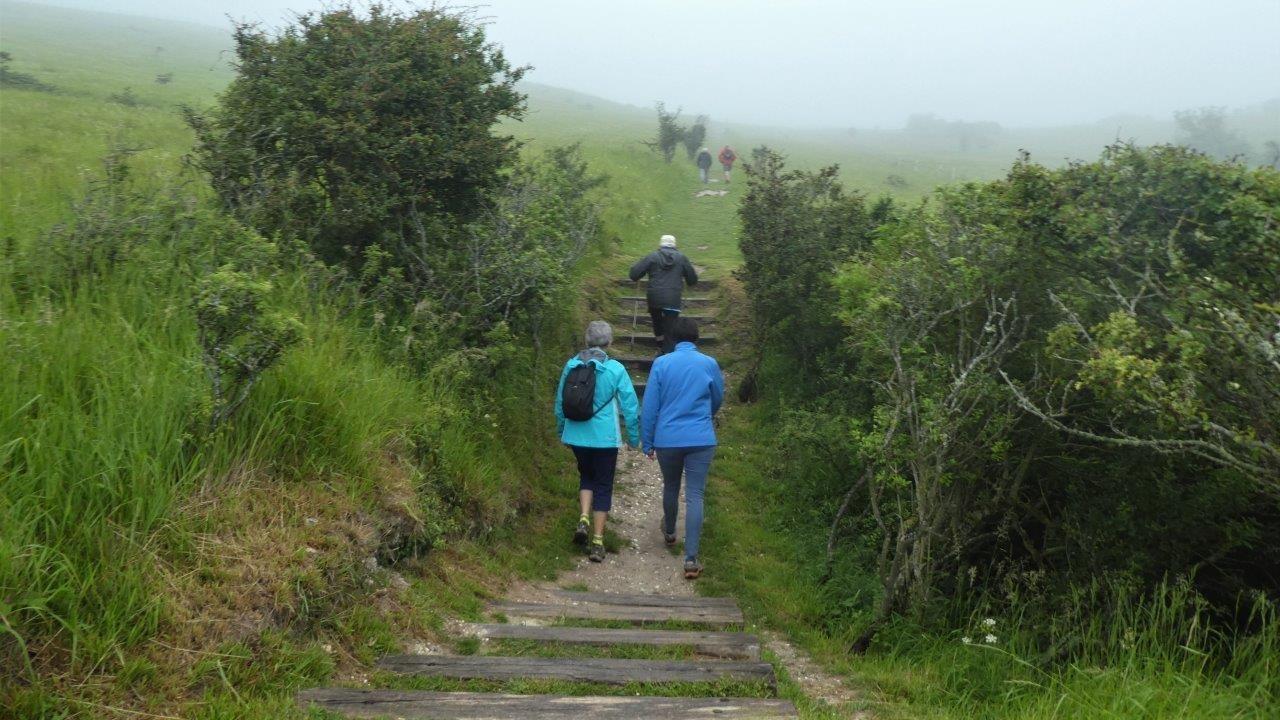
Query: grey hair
585 320 613 348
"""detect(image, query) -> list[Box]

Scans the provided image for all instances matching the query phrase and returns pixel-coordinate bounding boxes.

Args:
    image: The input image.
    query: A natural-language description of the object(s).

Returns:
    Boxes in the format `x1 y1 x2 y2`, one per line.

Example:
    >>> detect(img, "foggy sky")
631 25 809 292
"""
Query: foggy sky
23 0 1280 128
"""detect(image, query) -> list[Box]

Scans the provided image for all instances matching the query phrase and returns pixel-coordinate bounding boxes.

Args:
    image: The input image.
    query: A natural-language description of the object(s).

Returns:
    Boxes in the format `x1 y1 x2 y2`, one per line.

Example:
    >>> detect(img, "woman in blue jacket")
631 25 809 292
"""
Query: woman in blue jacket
555 320 641 562
640 317 724 579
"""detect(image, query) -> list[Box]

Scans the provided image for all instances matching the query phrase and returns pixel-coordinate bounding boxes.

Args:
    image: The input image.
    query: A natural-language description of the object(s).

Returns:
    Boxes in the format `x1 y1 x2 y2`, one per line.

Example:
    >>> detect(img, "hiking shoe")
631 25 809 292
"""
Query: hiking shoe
683 558 702 579
573 516 589 545
588 541 606 563
663 531 677 547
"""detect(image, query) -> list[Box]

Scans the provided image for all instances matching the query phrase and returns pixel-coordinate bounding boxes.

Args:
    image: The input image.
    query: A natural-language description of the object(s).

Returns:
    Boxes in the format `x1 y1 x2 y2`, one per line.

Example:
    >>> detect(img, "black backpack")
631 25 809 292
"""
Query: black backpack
562 361 610 421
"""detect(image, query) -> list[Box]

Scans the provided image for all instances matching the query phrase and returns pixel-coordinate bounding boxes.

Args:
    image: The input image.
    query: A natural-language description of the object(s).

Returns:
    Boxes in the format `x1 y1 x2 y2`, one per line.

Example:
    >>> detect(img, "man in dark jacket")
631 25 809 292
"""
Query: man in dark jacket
629 234 698 354
696 147 713 183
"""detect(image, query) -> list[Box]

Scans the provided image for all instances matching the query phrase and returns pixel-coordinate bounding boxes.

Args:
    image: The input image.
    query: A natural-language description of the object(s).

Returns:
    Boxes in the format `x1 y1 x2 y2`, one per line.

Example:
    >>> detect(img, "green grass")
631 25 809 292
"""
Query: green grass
8 4 1274 720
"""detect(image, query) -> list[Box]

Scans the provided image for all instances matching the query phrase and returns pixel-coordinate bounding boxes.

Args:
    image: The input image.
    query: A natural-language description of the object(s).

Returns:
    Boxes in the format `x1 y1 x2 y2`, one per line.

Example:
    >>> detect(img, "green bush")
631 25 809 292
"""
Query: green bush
736 144 1280 651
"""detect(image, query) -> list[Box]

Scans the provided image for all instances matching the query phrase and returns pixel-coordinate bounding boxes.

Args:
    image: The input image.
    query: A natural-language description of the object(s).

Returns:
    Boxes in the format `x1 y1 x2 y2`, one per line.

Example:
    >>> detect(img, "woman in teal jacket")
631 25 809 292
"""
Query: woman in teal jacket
555 320 641 562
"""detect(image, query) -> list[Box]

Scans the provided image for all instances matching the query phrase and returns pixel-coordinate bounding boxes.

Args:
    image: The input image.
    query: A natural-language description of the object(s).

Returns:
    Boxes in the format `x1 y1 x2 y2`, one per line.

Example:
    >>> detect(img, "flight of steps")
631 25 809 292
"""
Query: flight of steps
612 277 720 400
298 590 798 719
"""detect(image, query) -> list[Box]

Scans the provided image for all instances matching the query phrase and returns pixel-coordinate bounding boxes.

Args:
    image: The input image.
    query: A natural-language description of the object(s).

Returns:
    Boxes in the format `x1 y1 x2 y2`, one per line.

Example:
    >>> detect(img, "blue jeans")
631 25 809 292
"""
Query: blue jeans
656 445 716 561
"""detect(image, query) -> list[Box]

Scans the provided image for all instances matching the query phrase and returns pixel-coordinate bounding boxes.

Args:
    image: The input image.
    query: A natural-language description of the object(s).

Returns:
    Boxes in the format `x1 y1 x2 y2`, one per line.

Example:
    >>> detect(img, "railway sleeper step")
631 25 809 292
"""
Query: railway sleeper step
374 654 776 687
297 689 799 719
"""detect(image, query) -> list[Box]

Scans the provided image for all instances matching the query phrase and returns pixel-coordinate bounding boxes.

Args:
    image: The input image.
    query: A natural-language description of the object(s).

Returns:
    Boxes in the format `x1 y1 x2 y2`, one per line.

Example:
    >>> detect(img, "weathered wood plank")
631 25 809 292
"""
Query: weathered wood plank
618 295 712 306
489 600 743 625
616 314 716 326
468 623 760 659
298 689 798 719
616 278 720 290
375 655 775 686
550 590 740 610
619 334 720 346
615 355 656 370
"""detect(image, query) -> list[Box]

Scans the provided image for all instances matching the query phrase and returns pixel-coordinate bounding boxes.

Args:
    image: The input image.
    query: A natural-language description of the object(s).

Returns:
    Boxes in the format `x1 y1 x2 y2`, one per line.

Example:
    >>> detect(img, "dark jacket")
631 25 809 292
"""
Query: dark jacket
629 247 697 308
696 150 713 169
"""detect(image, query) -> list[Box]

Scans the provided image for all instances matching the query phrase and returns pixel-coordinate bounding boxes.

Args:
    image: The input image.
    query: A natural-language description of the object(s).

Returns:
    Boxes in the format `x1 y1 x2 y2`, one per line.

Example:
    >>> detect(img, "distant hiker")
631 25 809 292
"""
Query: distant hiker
640 317 724 580
696 146 713 183
555 320 641 563
628 234 698 354
718 145 737 183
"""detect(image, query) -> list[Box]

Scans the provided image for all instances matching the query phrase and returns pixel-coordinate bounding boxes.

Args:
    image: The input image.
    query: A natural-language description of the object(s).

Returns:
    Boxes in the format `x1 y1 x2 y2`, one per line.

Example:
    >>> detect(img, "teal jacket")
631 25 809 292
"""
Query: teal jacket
555 348 641 449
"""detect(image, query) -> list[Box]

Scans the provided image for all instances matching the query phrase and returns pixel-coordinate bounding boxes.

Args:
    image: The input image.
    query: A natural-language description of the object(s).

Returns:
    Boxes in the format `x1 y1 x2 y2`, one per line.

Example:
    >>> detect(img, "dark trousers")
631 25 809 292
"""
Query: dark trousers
570 445 619 512
648 306 681 354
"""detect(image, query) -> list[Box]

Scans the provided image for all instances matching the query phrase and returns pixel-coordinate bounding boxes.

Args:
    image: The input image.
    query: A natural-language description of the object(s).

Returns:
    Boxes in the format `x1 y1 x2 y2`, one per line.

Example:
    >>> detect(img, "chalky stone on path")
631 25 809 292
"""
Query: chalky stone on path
298 689 799 719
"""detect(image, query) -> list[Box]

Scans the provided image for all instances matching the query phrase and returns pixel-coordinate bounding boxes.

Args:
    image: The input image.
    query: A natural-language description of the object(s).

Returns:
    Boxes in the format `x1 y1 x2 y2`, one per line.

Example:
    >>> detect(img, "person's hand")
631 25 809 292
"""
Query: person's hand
646 449 656 460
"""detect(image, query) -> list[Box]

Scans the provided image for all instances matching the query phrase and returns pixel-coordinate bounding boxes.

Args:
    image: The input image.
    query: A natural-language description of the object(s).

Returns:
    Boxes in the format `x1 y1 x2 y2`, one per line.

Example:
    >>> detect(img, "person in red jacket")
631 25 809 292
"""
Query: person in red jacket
718 145 737 183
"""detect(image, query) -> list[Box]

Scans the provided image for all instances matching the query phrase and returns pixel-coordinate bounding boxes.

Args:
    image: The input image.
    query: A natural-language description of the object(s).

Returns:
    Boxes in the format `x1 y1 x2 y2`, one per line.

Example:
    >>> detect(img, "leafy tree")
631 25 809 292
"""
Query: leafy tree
683 115 708 160
644 102 686 163
739 144 1280 649
185 3 527 268
1174 107 1251 160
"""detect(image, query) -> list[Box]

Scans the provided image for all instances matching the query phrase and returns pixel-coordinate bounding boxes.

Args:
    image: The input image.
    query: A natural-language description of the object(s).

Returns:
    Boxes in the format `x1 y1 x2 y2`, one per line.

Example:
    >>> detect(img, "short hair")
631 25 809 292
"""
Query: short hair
585 320 613 348
670 317 700 344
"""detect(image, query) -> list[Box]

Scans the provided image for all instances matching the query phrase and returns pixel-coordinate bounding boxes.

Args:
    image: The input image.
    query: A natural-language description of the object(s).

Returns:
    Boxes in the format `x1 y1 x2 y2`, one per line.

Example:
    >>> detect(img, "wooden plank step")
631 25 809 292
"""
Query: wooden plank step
619 314 717 326
375 655 775 686
469 623 760 659
620 334 720 347
551 590 741 609
616 355 655 371
489 600 743 625
618 295 713 307
616 278 720 290
298 689 799 719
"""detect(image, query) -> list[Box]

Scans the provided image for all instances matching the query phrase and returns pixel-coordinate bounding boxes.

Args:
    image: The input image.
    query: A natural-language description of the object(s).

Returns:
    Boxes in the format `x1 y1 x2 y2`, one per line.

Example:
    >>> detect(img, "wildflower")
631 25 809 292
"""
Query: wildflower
984 634 997 644
961 636 972 644
983 618 996 628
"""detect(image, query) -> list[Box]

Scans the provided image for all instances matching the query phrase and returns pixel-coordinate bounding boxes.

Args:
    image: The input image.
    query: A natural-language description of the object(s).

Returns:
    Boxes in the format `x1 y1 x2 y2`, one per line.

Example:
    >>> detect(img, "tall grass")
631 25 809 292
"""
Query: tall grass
703 408 1280 719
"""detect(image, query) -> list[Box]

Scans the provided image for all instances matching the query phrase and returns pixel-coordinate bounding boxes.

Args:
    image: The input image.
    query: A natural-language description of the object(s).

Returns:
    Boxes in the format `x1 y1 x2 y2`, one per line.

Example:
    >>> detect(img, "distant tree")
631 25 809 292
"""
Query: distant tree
1174 107 1251 160
0 51 55 92
107 86 139 106
683 115 708 160
905 113 1001 152
643 102 686 163
1264 140 1280 169
185 3 527 266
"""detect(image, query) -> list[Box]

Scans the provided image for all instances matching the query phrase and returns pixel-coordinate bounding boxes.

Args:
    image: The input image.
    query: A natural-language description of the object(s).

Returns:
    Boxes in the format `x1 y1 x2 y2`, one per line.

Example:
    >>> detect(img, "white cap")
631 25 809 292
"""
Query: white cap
660 234 677 248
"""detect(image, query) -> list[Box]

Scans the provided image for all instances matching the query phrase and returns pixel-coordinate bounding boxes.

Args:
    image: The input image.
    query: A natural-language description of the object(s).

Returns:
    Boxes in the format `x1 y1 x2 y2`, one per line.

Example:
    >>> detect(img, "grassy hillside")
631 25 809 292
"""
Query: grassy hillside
2 4 1276 719
0 1 233 242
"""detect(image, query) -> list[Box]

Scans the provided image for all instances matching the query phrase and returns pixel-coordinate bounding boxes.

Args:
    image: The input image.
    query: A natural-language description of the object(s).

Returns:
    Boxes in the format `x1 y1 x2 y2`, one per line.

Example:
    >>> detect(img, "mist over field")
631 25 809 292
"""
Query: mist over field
24 0 1280 129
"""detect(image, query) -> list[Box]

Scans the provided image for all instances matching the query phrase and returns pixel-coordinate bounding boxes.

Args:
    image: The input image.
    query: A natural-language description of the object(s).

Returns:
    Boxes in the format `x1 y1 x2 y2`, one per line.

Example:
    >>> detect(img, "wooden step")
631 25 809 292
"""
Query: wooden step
489 600 743 625
468 624 760 659
551 590 741 609
618 295 713 307
618 314 717 327
298 689 799 719
375 655 775 686
616 355 655 371
619 334 720 347
616 278 720 290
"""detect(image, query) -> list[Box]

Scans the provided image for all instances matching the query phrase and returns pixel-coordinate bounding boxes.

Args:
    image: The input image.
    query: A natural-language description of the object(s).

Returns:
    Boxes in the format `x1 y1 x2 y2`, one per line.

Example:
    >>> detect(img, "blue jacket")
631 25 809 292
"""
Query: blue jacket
641 342 724 452
555 348 640 449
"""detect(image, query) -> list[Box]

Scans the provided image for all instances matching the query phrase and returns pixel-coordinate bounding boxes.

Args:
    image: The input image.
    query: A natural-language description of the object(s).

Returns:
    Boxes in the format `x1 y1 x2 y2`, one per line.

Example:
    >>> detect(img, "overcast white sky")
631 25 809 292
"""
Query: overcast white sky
25 0 1280 128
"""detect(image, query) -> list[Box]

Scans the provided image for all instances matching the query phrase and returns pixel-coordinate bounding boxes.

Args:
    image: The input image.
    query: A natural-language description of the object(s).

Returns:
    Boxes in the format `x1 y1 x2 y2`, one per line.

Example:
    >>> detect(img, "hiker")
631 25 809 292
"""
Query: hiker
695 146 713 183
718 145 737 183
628 234 698 355
555 320 641 563
640 317 724 579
